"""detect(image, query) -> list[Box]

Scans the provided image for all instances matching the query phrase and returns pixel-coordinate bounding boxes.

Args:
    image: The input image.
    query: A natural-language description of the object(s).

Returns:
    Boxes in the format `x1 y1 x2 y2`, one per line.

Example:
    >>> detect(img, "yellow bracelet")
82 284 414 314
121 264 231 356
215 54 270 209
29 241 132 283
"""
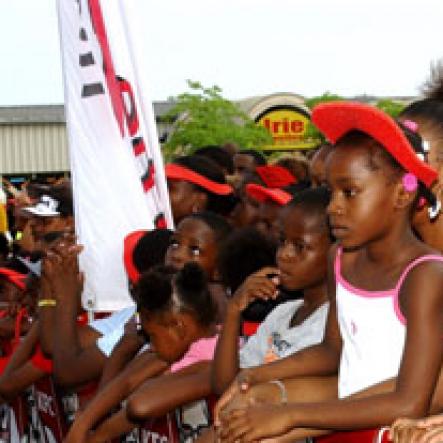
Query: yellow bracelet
38 299 57 307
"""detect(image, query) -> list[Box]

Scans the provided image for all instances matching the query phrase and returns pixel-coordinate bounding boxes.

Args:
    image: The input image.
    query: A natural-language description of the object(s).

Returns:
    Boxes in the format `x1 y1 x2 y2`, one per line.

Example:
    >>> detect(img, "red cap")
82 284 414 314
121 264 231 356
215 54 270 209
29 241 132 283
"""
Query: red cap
255 165 296 188
0 268 26 290
123 230 148 284
246 184 292 206
165 164 233 195
311 101 438 188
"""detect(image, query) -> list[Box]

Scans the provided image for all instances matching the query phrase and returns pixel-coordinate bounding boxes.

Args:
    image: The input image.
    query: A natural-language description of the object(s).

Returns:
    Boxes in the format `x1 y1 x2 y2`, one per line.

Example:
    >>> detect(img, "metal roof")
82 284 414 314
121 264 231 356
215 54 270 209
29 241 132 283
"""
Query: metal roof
0 102 177 125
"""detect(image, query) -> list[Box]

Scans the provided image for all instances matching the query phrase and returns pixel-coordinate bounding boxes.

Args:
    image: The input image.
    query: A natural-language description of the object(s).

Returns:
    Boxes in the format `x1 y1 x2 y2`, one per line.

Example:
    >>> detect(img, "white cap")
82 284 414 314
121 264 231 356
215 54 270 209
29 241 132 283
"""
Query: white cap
22 195 61 217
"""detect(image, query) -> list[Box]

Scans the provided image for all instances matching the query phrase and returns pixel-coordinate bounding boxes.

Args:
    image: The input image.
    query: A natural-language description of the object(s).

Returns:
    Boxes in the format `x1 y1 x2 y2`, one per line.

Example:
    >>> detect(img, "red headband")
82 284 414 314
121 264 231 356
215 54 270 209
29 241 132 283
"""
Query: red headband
246 184 292 206
0 268 26 291
123 230 148 284
255 165 296 188
165 164 233 195
311 101 438 188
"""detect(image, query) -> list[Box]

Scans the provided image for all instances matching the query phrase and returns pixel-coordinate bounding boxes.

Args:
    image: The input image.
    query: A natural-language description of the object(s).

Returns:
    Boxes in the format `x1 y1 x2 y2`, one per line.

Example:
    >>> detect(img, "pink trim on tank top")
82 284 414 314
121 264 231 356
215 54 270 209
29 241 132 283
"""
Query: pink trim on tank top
335 248 443 325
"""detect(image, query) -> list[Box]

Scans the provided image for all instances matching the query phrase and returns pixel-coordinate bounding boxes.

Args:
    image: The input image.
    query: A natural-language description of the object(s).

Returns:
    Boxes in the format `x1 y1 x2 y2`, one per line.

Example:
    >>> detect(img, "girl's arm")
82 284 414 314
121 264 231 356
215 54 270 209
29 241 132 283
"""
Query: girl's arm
219 260 443 442
0 361 45 403
47 246 106 387
0 322 46 403
211 299 242 395
97 331 145 390
212 266 285 395
2 320 39 376
88 362 212 443
65 350 168 443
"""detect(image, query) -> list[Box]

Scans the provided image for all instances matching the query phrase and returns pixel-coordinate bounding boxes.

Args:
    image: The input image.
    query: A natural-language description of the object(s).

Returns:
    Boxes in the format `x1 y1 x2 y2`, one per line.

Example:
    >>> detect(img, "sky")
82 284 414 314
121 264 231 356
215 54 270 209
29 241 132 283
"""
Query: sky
1 0 442 106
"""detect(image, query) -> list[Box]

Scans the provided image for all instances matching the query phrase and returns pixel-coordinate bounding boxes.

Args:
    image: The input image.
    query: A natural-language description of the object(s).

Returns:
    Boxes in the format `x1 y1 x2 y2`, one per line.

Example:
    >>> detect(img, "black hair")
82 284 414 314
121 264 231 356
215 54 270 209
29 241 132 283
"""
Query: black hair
286 186 331 234
217 227 276 293
282 181 311 200
0 234 9 261
194 145 235 175
134 262 216 327
401 62 443 128
185 211 232 245
47 182 74 217
172 155 236 215
237 149 267 166
217 227 280 322
132 229 174 274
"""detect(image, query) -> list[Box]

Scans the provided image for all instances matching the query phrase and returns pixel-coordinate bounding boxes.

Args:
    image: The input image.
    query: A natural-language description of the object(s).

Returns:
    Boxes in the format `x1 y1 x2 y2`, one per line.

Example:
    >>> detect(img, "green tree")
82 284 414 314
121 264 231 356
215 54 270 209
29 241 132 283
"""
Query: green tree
162 81 272 158
374 99 405 118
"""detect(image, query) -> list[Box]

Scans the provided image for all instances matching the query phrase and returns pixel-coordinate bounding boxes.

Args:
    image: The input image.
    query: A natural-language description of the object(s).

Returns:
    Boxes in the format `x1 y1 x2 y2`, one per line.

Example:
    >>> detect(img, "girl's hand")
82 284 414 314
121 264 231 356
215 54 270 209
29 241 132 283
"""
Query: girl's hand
214 369 257 426
218 403 292 443
44 234 83 302
229 267 280 313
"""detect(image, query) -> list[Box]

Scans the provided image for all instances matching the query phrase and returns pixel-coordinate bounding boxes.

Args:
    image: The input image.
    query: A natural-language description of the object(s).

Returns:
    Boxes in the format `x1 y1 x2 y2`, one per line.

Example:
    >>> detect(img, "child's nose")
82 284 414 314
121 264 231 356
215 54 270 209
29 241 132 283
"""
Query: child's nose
168 247 187 270
327 194 342 217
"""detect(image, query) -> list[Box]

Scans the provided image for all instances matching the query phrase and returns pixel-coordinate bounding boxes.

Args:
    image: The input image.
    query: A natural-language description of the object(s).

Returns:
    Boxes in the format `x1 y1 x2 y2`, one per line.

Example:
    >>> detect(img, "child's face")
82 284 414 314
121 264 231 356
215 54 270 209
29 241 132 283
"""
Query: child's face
276 205 330 291
165 218 217 278
167 179 205 223
29 215 72 243
140 310 190 363
255 201 282 244
228 189 260 228
326 145 397 249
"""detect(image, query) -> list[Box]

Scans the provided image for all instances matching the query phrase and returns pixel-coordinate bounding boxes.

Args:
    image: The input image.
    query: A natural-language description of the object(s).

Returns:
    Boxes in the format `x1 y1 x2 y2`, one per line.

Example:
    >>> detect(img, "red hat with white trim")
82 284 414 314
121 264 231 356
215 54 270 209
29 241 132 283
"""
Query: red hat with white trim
311 101 438 189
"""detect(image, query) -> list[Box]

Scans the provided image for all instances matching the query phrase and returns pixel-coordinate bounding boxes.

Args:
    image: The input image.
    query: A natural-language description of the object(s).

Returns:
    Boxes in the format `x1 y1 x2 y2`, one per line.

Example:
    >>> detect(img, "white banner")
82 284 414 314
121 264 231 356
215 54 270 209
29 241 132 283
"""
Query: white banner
57 0 173 311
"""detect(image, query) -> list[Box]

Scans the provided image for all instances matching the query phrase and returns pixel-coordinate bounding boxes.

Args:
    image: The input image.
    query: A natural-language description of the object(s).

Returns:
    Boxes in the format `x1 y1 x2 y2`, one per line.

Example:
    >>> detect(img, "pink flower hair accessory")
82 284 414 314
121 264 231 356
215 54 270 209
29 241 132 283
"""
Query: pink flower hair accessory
402 173 418 192
403 119 418 133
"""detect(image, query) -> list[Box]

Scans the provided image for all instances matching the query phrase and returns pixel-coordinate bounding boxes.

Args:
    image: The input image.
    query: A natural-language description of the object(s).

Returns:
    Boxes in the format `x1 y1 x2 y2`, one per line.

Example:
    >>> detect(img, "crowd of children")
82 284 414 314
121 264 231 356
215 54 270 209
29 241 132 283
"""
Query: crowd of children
2 68 443 443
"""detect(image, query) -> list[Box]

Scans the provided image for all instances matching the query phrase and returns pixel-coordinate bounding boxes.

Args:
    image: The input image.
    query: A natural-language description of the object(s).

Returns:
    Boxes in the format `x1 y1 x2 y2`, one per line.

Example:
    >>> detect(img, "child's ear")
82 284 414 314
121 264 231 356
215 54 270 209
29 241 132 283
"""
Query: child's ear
168 313 187 339
394 181 417 210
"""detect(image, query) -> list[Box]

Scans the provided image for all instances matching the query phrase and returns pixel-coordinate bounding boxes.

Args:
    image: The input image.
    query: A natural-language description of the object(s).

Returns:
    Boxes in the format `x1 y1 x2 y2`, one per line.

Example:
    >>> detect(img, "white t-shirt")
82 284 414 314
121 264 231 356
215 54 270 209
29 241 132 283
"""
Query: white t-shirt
240 300 329 368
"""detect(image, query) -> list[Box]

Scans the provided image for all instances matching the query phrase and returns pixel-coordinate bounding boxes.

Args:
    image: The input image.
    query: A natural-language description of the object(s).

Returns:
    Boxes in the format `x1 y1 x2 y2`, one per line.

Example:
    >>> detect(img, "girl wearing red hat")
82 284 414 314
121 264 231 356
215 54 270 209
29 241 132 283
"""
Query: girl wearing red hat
216 102 443 443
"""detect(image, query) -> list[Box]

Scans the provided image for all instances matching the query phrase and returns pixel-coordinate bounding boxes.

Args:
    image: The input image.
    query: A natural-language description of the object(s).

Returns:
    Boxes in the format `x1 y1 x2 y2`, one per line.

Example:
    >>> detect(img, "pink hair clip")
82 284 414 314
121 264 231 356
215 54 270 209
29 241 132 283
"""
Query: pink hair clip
402 173 418 192
403 119 418 133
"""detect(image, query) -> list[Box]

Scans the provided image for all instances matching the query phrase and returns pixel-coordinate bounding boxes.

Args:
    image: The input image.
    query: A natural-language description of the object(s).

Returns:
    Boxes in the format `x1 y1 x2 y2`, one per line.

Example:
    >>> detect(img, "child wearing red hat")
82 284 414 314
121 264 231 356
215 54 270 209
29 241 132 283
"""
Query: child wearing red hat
216 102 443 443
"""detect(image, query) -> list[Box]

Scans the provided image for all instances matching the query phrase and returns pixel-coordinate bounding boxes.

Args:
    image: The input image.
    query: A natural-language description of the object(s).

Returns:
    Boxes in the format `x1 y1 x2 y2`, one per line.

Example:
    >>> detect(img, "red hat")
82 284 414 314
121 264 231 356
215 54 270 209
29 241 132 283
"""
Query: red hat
165 164 233 195
0 268 26 291
123 230 148 284
255 165 296 188
311 101 438 188
246 184 292 206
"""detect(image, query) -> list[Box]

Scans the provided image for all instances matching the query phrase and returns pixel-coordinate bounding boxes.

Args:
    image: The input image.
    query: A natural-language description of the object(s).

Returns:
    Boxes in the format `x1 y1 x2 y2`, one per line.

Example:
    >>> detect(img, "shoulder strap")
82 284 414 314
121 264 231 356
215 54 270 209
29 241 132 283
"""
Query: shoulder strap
396 254 443 291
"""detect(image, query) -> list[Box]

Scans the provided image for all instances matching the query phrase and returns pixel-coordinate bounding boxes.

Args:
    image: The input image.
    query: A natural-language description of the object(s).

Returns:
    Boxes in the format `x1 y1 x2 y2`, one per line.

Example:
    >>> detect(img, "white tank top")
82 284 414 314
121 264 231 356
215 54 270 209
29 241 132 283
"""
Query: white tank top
335 248 443 398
